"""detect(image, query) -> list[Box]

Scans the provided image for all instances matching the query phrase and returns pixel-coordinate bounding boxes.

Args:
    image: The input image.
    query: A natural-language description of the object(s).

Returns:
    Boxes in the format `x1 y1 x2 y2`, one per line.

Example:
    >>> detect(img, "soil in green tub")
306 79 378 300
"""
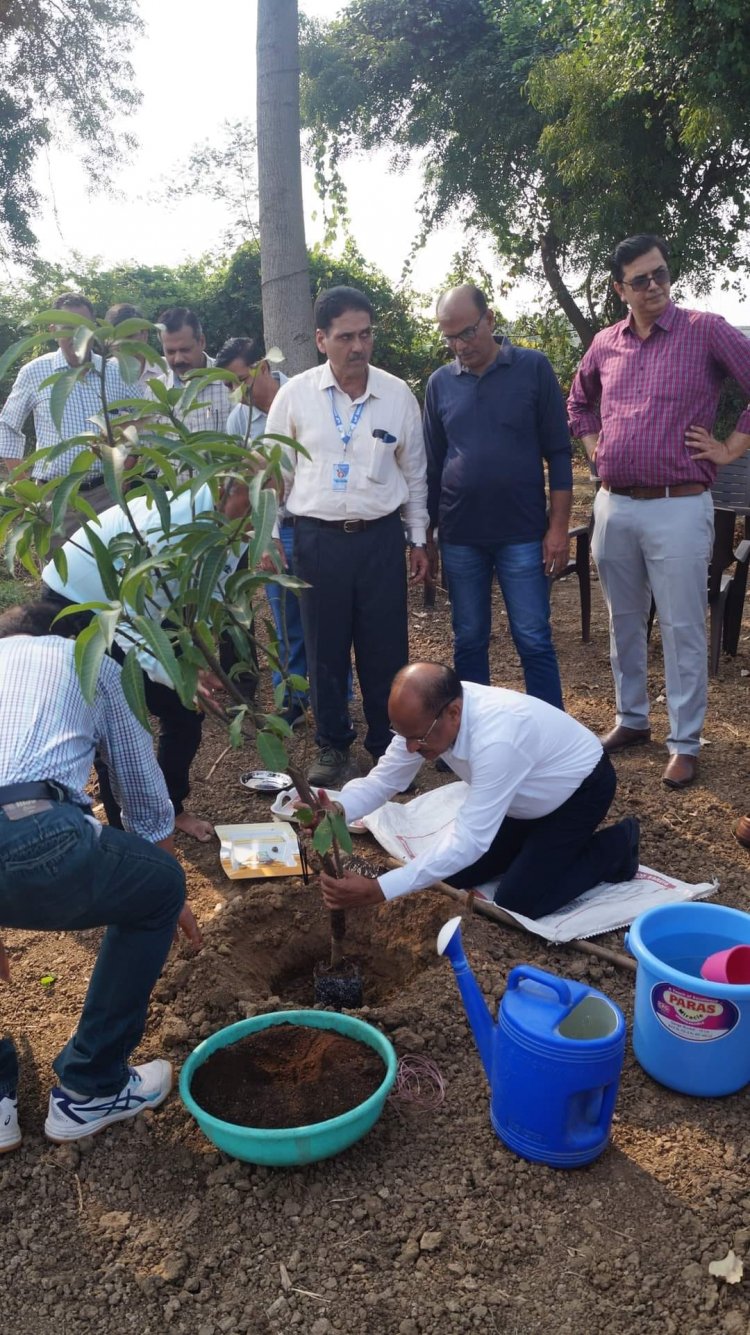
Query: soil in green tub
189 1023 386 1128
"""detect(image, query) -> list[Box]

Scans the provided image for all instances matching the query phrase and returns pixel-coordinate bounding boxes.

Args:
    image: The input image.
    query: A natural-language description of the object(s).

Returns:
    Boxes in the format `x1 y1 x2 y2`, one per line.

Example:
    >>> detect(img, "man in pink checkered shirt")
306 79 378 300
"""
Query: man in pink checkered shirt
568 233 750 791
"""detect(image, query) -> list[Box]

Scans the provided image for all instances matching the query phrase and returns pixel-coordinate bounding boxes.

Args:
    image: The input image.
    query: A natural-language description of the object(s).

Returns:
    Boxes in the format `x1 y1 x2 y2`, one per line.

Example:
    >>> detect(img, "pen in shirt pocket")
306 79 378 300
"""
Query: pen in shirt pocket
372 428 397 444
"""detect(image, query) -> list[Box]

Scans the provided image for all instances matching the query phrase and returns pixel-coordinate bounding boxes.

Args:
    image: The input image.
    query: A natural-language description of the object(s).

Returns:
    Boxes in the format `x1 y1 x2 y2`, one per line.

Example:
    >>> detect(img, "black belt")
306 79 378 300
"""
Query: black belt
0 781 68 805
297 510 398 533
279 517 295 530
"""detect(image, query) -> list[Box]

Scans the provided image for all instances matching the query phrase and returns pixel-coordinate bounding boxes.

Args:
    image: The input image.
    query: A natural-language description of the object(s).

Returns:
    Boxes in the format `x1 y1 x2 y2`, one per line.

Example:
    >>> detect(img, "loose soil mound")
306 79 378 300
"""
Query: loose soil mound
189 1024 385 1128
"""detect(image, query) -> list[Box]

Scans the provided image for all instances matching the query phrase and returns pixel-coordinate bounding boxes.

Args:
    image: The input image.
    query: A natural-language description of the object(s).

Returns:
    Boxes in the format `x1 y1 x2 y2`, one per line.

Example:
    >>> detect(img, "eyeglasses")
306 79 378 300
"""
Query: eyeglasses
389 699 453 747
441 317 486 348
620 265 670 292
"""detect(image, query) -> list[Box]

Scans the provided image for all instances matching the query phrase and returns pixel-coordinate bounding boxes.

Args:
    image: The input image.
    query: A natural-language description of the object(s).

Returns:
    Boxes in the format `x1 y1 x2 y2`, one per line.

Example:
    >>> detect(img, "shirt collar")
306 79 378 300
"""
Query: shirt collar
320 361 381 400
622 299 677 338
453 335 513 376
446 690 471 760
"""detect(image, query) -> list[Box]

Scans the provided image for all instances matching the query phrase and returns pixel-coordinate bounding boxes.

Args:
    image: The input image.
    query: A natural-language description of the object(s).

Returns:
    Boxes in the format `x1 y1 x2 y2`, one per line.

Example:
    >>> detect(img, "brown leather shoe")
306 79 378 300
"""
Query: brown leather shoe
599 724 651 754
734 816 750 849
662 754 698 790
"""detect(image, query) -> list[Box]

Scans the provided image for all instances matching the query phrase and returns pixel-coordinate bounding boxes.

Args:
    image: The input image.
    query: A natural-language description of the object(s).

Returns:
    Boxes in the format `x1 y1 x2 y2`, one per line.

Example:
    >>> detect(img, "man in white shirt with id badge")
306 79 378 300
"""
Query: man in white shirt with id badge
266 286 429 788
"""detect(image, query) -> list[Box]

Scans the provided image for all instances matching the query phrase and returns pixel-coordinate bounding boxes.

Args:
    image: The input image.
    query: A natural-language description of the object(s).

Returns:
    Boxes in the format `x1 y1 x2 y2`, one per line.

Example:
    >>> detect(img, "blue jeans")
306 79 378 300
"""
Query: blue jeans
441 539 563 709
265 522 309 703
0 803 184 1097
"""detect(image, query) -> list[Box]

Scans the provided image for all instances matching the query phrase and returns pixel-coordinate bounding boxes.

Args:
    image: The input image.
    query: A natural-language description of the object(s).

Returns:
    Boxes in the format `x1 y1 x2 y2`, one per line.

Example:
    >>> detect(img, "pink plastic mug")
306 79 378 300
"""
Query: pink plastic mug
700 946 750 985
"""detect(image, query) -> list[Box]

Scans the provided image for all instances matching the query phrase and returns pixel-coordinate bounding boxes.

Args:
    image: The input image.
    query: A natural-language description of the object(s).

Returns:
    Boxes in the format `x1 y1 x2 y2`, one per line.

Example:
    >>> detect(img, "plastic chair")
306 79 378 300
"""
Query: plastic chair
711 457 750 535
549 524 592 643
708 507 750 673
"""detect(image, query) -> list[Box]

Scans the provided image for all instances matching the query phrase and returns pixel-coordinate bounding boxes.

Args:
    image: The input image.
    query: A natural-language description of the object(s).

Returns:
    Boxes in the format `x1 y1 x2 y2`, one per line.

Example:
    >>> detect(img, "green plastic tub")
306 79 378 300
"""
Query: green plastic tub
179 1008 398 1166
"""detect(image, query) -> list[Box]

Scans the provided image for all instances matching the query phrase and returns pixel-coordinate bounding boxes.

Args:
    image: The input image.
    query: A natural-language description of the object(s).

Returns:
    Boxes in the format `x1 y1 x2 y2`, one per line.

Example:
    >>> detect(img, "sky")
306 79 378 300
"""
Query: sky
24 0 749 325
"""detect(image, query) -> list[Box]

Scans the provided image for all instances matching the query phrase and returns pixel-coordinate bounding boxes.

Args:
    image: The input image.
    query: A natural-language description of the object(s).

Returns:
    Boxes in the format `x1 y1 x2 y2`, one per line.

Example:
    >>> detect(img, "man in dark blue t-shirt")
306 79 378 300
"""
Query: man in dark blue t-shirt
424 284 572 709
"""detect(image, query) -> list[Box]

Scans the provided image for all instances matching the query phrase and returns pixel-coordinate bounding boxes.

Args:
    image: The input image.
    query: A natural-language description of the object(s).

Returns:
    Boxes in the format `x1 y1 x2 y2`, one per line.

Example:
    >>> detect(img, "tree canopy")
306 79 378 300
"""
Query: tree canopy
0 0 142 256
300 0 750 344
0 240 438 398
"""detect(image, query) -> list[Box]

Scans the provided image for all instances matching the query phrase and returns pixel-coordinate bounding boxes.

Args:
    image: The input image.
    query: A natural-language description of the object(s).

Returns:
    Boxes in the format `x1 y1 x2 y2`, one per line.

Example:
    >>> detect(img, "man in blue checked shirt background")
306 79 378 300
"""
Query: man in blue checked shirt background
0 292 135 539
0 601 202 1153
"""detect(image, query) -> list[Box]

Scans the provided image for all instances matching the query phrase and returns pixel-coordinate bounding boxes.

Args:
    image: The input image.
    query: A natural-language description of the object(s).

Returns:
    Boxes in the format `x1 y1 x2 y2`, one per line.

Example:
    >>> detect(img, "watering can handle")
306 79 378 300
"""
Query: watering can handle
506 965 572 1007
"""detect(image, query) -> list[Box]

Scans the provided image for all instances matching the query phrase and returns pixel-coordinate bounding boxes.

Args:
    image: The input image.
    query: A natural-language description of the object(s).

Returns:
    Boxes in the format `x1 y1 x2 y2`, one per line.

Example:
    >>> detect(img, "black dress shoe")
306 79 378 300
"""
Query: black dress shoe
599 724 651 754
662 754 698 789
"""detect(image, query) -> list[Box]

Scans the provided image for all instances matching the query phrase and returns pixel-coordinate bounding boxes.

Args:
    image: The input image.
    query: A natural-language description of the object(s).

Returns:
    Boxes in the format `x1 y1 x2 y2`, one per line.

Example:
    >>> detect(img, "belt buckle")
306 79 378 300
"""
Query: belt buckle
343 519 361 533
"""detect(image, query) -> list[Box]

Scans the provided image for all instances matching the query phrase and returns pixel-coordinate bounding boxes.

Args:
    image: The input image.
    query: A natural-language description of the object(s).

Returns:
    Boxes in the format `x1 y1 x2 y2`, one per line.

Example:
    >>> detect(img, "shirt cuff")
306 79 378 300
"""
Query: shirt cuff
567 413 601 438
406 526 427 545
378 864 421 900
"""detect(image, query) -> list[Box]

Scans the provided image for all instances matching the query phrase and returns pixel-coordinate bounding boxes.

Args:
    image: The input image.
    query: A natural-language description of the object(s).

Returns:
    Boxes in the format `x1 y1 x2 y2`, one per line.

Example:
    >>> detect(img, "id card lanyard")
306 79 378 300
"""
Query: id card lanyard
328 386 366 454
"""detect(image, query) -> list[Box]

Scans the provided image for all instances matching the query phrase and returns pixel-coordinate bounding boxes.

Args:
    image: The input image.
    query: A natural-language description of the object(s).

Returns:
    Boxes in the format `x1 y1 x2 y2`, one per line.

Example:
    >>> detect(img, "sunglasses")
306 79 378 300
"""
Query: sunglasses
620 265 670 293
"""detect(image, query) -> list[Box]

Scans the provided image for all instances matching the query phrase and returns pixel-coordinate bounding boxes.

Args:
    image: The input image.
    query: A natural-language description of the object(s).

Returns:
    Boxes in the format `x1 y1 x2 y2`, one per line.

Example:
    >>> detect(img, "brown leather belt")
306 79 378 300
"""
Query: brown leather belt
602 482 708 500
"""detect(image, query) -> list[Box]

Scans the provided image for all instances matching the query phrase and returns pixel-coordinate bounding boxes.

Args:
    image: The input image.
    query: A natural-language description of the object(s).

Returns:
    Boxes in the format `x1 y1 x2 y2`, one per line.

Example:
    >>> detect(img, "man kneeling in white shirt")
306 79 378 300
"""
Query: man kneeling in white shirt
319 662 639 918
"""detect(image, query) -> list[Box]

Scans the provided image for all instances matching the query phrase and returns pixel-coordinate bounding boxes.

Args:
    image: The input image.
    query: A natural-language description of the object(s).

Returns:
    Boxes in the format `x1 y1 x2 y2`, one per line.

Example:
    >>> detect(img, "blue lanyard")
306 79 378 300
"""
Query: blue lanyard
328 387 365 453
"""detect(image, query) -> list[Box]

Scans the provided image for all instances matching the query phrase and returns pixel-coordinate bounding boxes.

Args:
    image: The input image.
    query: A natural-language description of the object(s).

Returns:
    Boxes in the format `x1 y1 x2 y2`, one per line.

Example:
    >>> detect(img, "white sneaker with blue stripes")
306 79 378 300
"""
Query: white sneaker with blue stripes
44 1060 173 1143
0 1094 21 1153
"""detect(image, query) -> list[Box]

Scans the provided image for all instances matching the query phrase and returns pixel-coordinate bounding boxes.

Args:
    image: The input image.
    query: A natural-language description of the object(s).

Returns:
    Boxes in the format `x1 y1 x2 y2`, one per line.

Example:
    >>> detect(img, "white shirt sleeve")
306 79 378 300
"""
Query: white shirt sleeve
396 388 429 544
375 739 535 900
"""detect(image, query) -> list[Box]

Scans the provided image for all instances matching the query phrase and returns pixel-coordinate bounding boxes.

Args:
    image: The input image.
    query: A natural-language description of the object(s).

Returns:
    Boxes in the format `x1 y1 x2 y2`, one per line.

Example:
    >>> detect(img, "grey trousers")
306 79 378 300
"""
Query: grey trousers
591 488 714 754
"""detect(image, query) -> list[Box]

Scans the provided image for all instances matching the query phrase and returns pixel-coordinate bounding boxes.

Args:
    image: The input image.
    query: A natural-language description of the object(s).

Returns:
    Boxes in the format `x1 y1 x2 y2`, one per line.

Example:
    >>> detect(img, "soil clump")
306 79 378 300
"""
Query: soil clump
189 1024 385 1128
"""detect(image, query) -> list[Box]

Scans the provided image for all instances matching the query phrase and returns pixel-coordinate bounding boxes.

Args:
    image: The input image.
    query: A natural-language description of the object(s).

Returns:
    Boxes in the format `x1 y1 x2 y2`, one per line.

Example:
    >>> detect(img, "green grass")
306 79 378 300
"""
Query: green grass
0 562 38 612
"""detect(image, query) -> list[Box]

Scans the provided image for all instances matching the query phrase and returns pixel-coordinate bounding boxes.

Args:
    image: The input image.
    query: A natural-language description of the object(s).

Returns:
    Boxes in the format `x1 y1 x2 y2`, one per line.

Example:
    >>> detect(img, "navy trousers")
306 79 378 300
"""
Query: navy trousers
294 510 409 757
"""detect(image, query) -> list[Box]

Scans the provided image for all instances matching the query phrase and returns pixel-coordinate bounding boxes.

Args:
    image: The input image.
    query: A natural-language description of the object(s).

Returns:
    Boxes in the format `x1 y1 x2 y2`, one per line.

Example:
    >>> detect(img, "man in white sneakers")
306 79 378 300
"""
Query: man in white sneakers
0 602 201 1152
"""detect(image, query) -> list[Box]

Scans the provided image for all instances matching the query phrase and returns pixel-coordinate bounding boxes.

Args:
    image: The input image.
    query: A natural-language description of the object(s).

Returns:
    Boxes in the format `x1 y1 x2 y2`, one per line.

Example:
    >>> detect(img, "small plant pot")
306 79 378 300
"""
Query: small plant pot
179 1009 397 1166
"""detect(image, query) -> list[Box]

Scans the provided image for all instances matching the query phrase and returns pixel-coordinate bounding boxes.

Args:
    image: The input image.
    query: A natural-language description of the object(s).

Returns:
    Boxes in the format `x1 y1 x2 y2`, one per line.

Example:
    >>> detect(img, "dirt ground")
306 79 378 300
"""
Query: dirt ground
4 513 750 1335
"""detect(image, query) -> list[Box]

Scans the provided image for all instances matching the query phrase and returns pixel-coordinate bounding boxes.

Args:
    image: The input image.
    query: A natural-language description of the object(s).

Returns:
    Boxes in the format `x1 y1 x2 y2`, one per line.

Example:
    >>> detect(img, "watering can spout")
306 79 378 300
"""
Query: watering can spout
437 916 495 1083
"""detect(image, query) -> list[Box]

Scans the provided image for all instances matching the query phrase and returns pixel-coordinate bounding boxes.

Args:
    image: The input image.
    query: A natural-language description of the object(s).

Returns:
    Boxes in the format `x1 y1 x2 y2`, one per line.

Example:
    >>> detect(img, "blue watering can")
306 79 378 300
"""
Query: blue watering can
437 916 626 1168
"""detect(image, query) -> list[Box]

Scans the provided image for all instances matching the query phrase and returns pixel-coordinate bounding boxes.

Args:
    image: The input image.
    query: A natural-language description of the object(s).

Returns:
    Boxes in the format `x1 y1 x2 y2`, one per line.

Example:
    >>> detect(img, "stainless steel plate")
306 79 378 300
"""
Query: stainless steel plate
239 770 293 793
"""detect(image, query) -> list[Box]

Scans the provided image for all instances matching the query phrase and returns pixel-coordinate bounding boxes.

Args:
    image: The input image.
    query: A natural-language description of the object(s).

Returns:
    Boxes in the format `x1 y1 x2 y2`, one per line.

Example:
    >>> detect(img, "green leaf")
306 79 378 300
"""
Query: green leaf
139 478 172 539
50 474 87 534
113 352 143 385
74 621 106 703
0 335 42 384
130 615 185 697
312 821 333 856
287 674 309 693
84 524 122 601
329 810 353 855
28 309 95 329
119 647 151 729
50 545 68 585
296 806 315 827
100 442 124 508
256 729 289 772
245 488 278 568
229 709 246 748
49 367 86 432
196 544 231 622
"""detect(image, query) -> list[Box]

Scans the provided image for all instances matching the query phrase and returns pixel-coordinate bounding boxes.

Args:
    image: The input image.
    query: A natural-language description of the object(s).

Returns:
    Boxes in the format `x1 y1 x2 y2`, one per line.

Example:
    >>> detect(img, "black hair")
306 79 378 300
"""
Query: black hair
215 336 262 369
157 306 203 338
0 601 73 640
314 286 374 333
608 235 670 283
53 292 94 318
436 284 488 318
105 302 145 326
